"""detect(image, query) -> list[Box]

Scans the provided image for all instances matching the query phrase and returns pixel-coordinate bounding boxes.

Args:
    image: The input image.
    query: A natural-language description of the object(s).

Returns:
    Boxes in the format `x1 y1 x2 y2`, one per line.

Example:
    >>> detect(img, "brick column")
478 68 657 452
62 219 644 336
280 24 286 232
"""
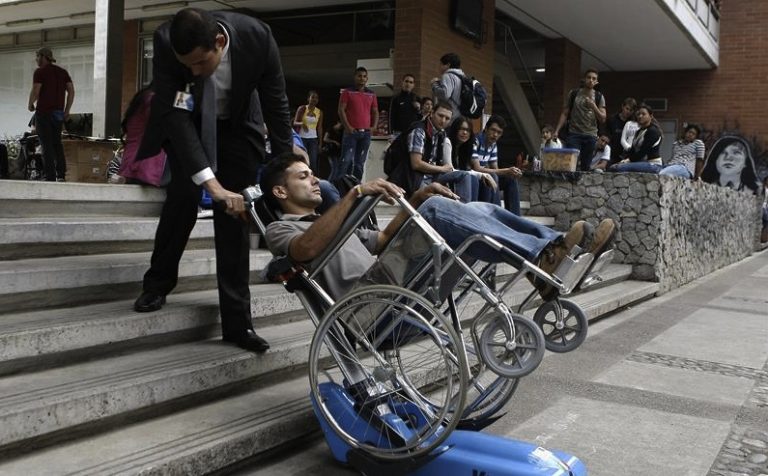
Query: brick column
543 38 581 128
393 0 495 113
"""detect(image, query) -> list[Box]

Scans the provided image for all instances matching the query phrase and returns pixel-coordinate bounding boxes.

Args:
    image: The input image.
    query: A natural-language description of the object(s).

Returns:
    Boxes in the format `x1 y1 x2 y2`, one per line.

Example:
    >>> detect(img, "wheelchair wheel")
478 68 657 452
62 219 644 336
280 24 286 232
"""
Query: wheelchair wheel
533 298 588 353
478 312 545 379
443 283 519 423
308 285 468 461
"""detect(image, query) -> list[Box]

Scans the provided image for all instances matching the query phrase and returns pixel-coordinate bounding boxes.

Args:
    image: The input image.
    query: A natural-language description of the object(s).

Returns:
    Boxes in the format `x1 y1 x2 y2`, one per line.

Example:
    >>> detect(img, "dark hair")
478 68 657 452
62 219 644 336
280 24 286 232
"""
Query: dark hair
355 66 368 74
701 136 759 193
599 134 611 143
440 53 461 69
259 153 308 211
421 96 433 105
684 123 701 137
447 116 475 170
541 124 555 134
584 68 599 78
169 8 220 55
402 73 415 81
636 103 662 130
621 97 638 110
637 103 654 116
485 114 507 131
433 100 453 113
307 90 318 99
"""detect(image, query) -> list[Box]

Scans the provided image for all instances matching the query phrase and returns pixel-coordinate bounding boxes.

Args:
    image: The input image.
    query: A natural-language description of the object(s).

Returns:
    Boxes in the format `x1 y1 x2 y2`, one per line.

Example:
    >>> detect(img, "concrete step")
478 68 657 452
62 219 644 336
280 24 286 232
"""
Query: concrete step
0 284 303 375
566 279 660 321
0 263 631 374
0 321 315 452
0 374 317 476
0 278 657 473
0 180 166 218
0 249 274 312
0 216 215 259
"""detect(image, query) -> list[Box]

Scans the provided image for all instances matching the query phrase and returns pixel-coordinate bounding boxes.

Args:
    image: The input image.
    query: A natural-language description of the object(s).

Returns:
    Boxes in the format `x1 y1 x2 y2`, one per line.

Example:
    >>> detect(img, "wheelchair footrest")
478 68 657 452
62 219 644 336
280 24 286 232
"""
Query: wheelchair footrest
553 252 594 295
580 249 615 290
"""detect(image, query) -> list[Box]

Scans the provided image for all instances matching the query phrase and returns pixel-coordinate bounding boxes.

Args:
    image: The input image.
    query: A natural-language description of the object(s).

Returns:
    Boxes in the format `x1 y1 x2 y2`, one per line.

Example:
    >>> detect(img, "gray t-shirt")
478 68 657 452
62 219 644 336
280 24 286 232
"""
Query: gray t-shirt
264 215 379 300
567 88 605 137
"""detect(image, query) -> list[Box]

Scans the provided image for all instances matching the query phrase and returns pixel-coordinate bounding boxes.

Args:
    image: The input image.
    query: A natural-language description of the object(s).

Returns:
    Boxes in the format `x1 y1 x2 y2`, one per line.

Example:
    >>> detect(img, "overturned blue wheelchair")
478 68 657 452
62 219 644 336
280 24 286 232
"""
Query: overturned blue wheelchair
243 185 611 475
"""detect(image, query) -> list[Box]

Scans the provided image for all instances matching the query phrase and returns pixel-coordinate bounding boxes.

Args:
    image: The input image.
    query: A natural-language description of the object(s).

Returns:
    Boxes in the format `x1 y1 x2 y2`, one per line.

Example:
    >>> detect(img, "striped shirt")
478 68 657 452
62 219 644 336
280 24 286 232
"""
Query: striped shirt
472 133 498 167
669 139 705 175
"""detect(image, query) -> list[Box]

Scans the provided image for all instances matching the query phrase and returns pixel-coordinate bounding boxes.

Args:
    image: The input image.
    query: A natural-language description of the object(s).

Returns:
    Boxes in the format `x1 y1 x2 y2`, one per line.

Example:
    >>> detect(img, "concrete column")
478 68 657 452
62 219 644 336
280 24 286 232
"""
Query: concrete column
543 38 581 128
92 0 124 138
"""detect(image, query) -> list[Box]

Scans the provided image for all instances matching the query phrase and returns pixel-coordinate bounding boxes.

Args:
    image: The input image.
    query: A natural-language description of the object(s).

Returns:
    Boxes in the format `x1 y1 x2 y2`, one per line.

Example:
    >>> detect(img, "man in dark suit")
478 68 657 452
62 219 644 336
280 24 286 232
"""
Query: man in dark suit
133 8 292 352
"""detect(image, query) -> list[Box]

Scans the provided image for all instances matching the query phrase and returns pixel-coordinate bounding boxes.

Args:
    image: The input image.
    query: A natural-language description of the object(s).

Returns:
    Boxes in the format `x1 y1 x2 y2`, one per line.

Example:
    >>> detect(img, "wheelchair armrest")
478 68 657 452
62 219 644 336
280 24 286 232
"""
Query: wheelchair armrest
307 194 382 279
265 256 295 282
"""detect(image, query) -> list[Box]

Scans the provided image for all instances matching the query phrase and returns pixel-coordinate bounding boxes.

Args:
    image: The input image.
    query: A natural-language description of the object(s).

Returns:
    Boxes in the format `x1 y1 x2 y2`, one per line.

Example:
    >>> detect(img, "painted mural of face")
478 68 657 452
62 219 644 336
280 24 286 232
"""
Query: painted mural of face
716 142 747 188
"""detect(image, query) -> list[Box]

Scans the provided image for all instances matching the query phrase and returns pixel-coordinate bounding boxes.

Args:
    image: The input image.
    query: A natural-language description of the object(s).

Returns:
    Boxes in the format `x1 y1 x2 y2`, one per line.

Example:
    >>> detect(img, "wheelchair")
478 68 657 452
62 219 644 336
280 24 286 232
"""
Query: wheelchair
242 186 612 467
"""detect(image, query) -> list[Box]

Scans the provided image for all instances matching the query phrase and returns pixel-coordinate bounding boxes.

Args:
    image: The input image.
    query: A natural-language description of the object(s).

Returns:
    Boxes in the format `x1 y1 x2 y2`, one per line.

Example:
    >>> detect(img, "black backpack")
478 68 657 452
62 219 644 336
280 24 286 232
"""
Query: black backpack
449 72 487 119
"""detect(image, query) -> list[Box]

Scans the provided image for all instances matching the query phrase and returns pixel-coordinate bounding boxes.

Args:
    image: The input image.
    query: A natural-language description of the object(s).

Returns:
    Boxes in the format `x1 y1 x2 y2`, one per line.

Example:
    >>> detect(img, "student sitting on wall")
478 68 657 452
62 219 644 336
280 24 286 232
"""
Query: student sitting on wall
608 104 662 174
659 124 705 180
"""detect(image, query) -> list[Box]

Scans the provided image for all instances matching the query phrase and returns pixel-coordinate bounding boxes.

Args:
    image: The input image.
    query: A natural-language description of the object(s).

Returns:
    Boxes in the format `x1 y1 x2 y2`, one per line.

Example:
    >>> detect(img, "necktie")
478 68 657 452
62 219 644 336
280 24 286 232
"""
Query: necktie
201 76 217 171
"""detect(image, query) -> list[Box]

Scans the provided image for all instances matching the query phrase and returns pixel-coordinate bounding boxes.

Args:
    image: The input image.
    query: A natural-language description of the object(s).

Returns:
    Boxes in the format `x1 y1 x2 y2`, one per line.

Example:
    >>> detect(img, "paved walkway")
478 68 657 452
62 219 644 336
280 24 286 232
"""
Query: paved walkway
238 250 768 476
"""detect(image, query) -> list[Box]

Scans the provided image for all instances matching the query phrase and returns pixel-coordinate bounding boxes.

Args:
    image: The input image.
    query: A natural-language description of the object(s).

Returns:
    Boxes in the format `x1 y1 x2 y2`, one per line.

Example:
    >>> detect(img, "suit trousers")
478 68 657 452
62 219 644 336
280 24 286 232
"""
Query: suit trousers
143 120 260 338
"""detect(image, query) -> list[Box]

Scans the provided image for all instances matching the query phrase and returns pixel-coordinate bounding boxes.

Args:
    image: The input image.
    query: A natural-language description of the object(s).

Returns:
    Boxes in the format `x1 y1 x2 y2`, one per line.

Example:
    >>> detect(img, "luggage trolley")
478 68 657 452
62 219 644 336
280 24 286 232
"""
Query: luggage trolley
243 186 595 475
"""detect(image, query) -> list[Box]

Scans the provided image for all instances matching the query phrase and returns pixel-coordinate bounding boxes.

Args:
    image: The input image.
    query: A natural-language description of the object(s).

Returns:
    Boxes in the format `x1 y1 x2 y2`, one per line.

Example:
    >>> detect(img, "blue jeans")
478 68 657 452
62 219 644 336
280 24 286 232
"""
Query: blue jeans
335 130 371 181
418 196 561 263
566 133 597 172
435 170 478 203
303 137 319 174
609 161 662 173
659 163 692 178
475 173 520 215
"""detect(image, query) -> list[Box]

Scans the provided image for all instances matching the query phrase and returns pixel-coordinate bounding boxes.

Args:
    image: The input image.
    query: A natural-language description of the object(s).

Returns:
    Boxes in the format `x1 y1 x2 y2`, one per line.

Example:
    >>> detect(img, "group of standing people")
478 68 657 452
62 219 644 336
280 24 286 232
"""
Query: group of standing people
552 68 762 195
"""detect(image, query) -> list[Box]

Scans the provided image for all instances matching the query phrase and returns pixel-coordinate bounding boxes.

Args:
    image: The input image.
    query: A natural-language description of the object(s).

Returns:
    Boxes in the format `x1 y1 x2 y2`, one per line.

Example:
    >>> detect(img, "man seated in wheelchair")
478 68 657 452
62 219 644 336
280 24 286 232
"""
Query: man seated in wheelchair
259 153 616 303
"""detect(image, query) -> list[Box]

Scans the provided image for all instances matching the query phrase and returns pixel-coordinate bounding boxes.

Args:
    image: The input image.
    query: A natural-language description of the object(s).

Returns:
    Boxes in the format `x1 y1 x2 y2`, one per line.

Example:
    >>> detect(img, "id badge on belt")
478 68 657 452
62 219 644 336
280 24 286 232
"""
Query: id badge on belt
173 83 194 111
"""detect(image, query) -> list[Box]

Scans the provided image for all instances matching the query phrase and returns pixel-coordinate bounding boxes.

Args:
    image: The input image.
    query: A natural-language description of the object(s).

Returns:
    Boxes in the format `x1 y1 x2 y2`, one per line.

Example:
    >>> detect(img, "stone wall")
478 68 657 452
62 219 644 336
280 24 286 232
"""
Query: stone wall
521 173 762 293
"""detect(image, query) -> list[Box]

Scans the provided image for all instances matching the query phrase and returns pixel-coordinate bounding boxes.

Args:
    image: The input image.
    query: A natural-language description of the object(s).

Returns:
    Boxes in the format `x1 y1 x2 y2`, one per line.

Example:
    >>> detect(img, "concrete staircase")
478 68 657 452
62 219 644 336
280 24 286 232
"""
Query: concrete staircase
0 180 659 474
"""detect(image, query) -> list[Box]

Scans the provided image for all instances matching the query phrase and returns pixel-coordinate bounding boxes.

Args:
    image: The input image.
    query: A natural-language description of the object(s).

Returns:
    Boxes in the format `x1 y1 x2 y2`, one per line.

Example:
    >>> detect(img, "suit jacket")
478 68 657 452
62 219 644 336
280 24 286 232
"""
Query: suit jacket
137 11 292 179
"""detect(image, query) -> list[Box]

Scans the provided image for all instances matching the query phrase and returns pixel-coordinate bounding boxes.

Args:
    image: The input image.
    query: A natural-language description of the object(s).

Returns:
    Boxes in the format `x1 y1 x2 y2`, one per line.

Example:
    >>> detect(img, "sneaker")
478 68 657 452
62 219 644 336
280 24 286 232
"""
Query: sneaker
588 218 617 257
533 220 593 301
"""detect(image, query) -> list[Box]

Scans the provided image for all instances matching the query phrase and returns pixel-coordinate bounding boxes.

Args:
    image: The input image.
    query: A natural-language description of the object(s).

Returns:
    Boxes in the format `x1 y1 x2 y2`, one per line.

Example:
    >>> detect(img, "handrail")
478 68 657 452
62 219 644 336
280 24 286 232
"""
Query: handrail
494 20 543 116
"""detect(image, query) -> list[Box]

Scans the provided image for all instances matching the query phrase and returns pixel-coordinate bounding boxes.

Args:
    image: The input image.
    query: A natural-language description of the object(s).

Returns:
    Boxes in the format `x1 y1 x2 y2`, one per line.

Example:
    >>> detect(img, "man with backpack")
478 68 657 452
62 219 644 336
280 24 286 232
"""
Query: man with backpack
431 52 486 123
554 69 607 171
384 101 474 201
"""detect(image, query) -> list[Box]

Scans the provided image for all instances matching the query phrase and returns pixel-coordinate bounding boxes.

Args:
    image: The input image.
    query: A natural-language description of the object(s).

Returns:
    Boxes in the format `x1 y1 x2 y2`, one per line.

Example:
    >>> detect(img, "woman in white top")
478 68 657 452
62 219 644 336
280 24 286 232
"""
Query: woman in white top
620 114 640 157
293 90 323 173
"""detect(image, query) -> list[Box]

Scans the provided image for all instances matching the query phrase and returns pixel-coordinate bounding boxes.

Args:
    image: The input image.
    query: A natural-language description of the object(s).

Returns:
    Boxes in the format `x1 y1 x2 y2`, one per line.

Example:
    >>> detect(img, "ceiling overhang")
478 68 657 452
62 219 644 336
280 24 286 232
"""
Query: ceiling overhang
496 0 719 71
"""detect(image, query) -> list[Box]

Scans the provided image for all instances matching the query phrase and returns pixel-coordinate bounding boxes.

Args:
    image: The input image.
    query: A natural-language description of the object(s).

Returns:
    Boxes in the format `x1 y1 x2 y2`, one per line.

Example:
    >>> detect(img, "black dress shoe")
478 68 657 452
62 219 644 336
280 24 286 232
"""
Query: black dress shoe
134 292 166 312
224 329 270 353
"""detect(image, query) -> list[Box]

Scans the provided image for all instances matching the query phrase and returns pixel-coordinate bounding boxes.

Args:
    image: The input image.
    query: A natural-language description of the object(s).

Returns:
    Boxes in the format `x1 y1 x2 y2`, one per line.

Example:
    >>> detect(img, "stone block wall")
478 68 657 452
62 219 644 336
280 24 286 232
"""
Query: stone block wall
521 173 761 293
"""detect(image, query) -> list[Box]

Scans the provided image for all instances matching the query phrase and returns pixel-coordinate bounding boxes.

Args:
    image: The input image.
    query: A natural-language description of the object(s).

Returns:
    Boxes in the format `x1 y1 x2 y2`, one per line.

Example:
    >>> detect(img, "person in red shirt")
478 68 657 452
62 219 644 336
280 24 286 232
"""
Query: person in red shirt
27 47 75 182
334 67 379 181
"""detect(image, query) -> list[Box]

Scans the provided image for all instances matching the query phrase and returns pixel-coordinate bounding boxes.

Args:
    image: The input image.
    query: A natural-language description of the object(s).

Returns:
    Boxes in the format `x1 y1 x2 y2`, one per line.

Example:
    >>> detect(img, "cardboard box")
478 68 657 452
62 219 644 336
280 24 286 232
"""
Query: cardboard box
542 147 579 172
63 139 118 183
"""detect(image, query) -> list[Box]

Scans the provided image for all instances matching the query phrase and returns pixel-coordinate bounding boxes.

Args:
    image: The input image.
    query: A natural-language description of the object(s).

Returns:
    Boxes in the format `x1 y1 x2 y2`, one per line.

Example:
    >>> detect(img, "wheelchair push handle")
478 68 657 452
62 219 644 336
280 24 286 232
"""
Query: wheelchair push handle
241 185 267 236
